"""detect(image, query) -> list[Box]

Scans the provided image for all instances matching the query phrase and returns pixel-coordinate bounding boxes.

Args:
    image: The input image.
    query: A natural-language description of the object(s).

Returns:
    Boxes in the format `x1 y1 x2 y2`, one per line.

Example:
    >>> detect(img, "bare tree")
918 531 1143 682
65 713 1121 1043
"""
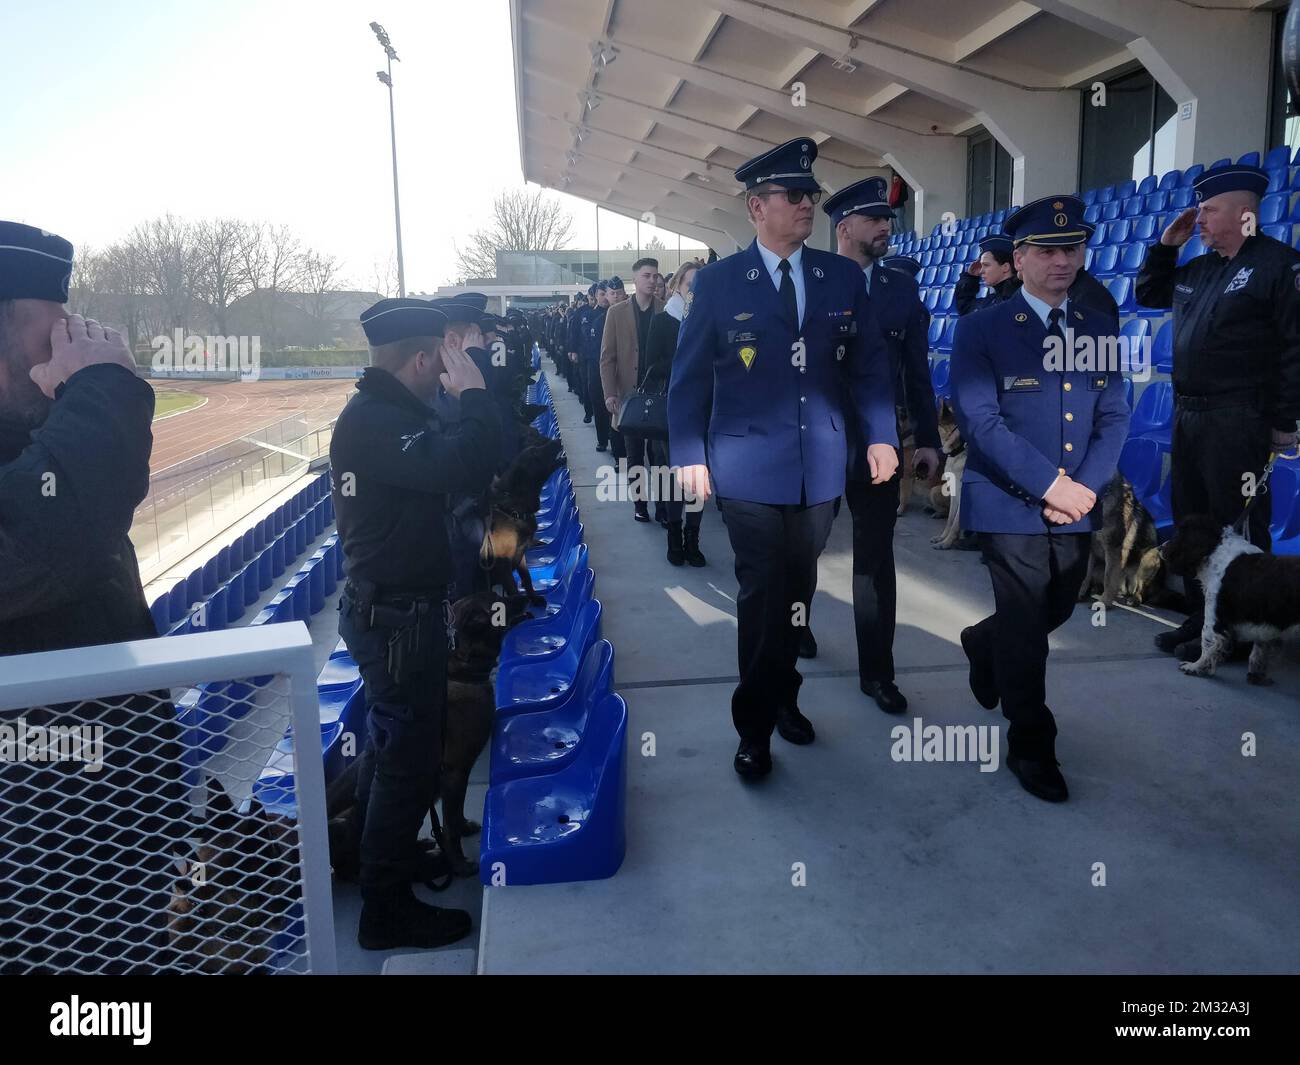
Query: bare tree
194 218 254 335
239 223 305 355
126 215 206 335
454 188 574 282
300 250 346 346
371 252 399 298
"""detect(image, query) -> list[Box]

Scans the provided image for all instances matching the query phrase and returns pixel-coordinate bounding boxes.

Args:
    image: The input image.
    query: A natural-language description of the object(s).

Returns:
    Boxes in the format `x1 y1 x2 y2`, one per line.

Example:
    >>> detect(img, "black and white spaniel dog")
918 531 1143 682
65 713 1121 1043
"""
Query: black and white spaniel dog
1162 514 1300 685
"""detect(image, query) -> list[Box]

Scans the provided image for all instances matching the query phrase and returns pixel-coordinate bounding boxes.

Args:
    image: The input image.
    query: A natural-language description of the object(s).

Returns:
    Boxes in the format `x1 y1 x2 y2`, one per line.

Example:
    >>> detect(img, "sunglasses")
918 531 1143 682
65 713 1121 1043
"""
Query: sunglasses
755 189 822 206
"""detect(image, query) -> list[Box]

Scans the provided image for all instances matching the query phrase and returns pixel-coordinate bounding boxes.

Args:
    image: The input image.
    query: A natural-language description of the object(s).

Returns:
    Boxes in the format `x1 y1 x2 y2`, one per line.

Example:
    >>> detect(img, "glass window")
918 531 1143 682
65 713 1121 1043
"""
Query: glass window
966 131 1011 217
1269 9 1300 158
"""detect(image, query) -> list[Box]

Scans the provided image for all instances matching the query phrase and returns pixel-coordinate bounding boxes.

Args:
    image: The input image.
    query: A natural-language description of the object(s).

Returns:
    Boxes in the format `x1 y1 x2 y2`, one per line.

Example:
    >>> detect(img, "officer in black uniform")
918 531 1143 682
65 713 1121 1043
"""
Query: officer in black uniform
0 221 187 974
955 235 1019 315
584 282 612 450
1136 164 1300 656
821 178 941 713
332 298 500 949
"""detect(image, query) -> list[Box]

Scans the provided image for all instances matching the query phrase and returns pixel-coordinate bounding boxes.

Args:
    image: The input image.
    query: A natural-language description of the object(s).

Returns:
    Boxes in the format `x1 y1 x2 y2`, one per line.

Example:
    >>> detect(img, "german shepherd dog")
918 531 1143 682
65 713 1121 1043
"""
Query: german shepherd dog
1162 513 1300 685
167 783 298 974
1078 471 1165 606
431 590 532 875
930 398 968 549
895 407 917 517
484 437 565 606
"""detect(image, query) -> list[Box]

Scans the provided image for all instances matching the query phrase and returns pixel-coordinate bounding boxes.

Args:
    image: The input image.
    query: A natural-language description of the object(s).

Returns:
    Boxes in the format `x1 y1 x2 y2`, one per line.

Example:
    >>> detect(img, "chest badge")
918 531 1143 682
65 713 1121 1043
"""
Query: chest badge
734 312 753 321
836 344 846 361
738 345 757 370
812 266 824 279
1224 266 1254 294
1014 312 1028 323
746 268 760 281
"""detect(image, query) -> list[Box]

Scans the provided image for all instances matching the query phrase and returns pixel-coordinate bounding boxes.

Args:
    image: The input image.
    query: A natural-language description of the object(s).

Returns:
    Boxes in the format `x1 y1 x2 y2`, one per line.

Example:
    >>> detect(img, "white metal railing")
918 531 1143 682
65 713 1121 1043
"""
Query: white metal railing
0 625 335 975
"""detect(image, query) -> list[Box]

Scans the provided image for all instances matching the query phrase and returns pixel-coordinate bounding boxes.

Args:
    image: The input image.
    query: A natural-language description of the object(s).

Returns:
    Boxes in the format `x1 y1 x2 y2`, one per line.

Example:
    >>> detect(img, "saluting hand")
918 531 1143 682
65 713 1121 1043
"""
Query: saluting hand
867 443 899 485
1160 208 1197 248
966 260 982 278
439 331 486 398
31 315 137 399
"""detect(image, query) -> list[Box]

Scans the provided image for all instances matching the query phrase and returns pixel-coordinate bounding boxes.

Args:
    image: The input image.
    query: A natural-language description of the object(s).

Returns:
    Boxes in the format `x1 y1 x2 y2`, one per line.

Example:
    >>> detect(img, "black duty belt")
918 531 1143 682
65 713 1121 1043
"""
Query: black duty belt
343 580 447 606
1175 387 1264 412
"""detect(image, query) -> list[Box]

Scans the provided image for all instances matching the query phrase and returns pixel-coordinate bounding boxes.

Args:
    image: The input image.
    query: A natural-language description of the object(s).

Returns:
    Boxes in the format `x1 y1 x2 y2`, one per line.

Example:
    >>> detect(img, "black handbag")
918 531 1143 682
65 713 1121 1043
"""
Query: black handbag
616 375 670 441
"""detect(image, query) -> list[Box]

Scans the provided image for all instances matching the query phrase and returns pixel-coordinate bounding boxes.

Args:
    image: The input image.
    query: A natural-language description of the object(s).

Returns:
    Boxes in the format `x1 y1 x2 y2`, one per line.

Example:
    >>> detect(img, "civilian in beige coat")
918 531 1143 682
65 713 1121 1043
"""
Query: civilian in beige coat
600 259 665 521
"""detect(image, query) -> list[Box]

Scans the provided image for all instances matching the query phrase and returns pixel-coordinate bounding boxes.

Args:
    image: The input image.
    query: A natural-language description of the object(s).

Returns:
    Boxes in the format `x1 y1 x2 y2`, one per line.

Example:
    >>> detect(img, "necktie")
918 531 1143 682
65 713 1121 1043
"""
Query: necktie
1047 306 1065 344
777 258 798 327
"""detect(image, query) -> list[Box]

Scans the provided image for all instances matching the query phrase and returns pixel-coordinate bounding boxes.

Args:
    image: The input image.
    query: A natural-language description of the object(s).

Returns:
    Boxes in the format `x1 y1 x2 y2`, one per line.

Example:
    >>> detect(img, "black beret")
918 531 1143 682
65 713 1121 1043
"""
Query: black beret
360 298 447 345
0 220 74 302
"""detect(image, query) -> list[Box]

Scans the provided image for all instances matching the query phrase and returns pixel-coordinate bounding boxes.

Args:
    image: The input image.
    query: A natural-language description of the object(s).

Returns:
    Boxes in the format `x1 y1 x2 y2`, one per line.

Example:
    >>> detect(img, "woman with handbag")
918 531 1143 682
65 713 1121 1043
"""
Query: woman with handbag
640 260 706 566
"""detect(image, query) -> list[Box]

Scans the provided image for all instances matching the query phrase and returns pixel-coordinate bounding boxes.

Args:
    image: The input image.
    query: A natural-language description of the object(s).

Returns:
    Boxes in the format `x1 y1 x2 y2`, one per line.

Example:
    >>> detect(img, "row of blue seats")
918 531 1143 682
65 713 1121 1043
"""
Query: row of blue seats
478 371 628 886
150 470 333 635
925 314 1166 372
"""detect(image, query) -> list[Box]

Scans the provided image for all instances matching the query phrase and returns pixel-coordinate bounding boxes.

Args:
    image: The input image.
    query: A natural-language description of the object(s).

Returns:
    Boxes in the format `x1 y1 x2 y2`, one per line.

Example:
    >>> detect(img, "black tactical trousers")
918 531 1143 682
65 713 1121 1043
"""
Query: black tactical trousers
585 360 610 446
339 595 448 900
969 531 1091 760
1171 403 1272 620
846 475 901 685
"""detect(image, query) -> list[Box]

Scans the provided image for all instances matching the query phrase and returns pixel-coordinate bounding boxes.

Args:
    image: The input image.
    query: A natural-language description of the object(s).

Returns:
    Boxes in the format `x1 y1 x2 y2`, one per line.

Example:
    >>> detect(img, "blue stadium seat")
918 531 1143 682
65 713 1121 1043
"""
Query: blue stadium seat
150 597 170 636
936 288 955 314
491 639 615 784
1082 188 1098 206
1119 241 1149 274
1088 223 1107 248
1169 187 1194 209
1260 193 1288 226
479 688 627 887
1179 164 1204 187
1115 179 1137 200
1263 146 1290 171
1117 436 1163 499
1107 219 1131 245
1105 275 1136 314
921 265 937 286
1267 464 1299 543
1119 317 1150 369
1084 247 1094 270
1157 169 1181 191
1091 245 1120 279
1084 204 1102 224
1152 320 1173 374
1101 201 1121 222
1177 234 1205 265
1130 380 1174 447
1142 191 1168 215
1208 157 1232 171
1266 169 1290 195
502 572 597 661
1136 174 1157 197
927 315 944 348
1236 151 1261 167
936 317 958 355
1095 185 1116 204
1121 195 1143 219
1264 223 1293 244
931 358 951 396
1131 216 1158 242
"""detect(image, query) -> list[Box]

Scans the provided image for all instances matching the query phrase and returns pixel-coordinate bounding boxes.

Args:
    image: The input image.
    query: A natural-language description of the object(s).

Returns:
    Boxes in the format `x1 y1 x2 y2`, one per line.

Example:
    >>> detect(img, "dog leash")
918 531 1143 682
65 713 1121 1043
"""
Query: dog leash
1232 448 1299 534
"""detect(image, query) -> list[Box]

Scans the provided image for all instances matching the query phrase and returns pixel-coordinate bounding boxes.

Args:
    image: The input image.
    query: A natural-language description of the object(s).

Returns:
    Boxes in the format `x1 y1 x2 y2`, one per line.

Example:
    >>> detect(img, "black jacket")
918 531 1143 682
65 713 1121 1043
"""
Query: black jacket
956 270 1117 330
0 364 157 656
330 367 501 592
640 310 681 393
1136 234 1300 429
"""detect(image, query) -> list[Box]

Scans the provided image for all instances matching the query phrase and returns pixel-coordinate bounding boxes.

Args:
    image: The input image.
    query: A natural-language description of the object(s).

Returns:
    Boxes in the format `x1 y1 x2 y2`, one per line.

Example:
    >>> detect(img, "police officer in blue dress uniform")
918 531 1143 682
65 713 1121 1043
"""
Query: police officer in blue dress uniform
955 234 1020 316
569 285 596 420
881 254 922 279
951 195 1130 803
584 282 612 450
820 177 941 713
669 137 899 779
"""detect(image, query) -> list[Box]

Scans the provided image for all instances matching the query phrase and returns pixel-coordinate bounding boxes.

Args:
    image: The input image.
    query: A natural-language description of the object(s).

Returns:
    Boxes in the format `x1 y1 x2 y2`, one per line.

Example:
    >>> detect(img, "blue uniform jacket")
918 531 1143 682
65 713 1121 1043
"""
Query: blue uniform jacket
669 238 897 506
848 263 939 483
567 305 590 355
580 305 607 363
951 289 1130 533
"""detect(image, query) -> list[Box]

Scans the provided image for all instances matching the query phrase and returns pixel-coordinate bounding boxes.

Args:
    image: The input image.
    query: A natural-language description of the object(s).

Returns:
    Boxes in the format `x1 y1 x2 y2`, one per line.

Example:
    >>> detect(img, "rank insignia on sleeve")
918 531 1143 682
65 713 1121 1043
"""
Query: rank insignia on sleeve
738 345 756 370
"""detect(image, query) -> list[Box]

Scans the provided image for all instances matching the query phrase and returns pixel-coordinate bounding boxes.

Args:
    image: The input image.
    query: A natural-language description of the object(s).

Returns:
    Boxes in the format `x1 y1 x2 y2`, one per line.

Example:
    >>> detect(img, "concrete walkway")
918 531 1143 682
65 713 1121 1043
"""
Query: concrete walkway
477 365 1300 975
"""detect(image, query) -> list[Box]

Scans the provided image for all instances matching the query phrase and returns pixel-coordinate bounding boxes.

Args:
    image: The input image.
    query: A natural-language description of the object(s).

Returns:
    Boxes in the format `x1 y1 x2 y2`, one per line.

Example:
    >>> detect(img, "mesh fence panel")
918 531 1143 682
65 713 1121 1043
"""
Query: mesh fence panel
0 666 326 975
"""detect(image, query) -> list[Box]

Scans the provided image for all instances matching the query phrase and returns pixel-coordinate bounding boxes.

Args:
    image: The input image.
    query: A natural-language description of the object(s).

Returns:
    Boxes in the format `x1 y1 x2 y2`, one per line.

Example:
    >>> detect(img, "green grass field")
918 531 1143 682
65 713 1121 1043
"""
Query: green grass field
152 391 204 419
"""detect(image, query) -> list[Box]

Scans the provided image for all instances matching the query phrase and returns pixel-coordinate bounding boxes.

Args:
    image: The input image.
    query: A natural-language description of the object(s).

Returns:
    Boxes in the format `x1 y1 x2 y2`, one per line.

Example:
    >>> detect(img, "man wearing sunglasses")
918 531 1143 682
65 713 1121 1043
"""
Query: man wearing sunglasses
669 137 899 781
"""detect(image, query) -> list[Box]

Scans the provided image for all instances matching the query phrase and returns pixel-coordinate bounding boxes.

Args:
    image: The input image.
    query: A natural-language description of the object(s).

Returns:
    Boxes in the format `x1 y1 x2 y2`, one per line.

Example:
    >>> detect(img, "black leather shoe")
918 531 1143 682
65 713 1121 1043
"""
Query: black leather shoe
633 502 651 523
596 442 608 452
357 889 473 950
862 680 908 714
734 739 772 778
776 706 815 745
583 413 593 424
960 626 999 710
1007 753 1068 803
797 628 818 659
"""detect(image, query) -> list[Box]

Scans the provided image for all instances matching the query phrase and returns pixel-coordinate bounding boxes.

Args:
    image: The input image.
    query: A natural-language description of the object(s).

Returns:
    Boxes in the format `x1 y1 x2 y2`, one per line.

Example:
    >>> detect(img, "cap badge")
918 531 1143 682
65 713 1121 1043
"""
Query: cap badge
1054 212 1068 227
800 156 810 169
1052 201 1064 210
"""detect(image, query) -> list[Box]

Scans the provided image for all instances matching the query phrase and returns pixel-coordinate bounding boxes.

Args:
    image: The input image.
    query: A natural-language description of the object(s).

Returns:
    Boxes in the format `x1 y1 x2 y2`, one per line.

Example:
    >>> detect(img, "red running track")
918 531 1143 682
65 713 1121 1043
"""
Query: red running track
149 379 356 475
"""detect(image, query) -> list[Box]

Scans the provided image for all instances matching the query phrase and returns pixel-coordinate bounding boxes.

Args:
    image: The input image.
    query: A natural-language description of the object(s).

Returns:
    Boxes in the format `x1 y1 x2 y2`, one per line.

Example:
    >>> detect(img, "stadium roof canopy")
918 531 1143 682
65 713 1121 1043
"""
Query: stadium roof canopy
510 0 1277 250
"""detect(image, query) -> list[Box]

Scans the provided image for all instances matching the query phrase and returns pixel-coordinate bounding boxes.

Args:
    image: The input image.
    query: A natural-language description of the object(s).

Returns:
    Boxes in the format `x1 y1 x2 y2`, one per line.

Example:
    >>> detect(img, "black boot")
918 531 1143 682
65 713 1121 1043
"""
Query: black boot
654 503 669 526
666 521 686 566
358 886 473 951
683 524 706 566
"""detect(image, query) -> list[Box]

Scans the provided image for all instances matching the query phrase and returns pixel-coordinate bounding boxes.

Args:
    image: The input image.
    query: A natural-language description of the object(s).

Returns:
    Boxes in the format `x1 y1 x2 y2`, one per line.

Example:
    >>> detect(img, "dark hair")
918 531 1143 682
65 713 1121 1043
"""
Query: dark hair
632 257 659 273
985 247 1013 267
370 335 438 373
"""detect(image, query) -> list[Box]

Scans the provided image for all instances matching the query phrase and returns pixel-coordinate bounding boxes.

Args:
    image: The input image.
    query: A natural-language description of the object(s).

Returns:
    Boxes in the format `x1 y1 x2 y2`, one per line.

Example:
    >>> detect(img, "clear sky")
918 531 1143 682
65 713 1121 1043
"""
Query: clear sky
0 0 702 291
